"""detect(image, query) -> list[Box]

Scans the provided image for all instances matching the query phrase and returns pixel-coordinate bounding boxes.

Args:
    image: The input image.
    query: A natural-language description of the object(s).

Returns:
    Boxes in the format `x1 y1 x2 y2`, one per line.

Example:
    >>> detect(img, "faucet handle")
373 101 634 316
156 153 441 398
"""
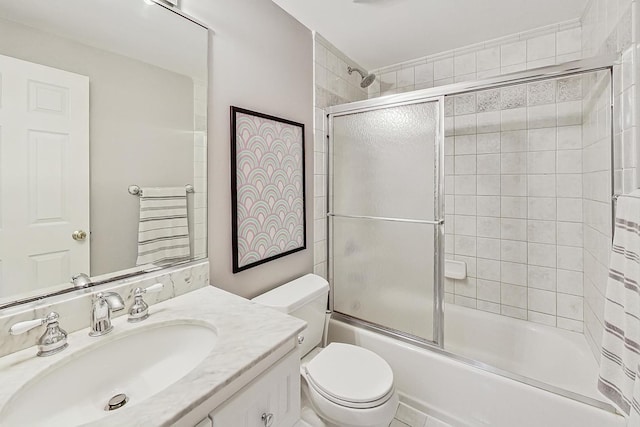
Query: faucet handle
134 283 164 297
10 312 58 335
128 283 164 323
10 312 68 357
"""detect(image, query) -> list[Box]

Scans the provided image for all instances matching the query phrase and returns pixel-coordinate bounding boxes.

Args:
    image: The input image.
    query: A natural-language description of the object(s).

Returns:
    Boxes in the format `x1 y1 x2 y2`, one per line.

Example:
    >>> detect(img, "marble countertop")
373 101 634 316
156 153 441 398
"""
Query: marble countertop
0 286 306 426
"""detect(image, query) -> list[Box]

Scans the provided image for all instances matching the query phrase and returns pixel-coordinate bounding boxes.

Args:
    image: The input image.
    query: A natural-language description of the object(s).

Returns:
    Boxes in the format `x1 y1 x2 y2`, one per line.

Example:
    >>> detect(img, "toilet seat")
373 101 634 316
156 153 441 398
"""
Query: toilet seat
304 343 395 409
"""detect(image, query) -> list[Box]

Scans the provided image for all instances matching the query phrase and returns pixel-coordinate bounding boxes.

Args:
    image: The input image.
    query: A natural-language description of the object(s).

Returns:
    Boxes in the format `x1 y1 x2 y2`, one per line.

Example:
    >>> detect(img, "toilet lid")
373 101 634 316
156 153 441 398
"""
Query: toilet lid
305 343 394 404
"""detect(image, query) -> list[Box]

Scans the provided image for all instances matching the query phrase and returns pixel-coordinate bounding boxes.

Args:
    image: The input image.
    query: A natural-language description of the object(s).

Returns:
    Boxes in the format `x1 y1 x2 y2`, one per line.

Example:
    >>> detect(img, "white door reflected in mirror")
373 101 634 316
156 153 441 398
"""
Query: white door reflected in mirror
0 54 89 298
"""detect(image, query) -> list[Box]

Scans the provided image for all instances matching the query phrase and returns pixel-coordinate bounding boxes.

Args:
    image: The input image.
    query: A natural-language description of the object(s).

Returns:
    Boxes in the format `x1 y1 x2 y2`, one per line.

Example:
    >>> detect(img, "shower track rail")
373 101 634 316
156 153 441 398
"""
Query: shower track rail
325 54 618 414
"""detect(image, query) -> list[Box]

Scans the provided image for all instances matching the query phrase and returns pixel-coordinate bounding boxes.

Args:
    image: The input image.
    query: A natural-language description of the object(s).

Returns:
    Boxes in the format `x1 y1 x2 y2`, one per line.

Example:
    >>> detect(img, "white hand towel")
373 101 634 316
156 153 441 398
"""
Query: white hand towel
136 187 191 266
598 190 640 423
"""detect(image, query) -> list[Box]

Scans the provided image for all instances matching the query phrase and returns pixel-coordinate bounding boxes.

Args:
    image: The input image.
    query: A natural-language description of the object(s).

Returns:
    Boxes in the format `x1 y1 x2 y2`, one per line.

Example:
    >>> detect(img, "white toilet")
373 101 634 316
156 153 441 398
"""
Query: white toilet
252 274 399 427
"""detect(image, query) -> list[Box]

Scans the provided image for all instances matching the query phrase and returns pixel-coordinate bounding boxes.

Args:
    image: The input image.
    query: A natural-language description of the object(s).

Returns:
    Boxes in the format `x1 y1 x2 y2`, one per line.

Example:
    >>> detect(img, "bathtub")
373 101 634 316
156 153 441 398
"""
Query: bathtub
443 303 602 402
327 306 625 427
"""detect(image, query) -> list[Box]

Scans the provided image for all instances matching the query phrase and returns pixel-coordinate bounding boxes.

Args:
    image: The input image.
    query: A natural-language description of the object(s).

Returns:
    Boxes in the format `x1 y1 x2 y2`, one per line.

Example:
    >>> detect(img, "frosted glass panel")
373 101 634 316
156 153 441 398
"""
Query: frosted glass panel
330 100 440 342
332 102 439 220
332 217 435 340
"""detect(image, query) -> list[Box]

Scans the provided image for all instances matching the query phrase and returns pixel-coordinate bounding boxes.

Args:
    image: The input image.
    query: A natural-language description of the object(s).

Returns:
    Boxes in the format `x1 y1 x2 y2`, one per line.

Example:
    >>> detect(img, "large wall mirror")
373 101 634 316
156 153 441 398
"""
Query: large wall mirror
0 0 208 307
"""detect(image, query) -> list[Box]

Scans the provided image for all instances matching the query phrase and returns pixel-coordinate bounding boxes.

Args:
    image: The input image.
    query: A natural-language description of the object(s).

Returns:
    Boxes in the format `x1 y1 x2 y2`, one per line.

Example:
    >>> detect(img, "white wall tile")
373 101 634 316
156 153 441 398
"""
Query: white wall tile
501 108 527 131
380 71 397 90
476 46 501 71
557 293 583 320
528 151 556 173
527 33 556 61
414 63 434 84
557 245 584 271
501 152 527 174
455 235 477 256
528 288 557 315
528 265 557 291
477 279 501 303
528 197 556 220
529 310 557 326
501 196 527 218
477 237 501 259
454 175 477 194
477 133 501 153
501 240 528 263
528 175 556 197
528 128 557 151
557 101 583 126
455 52 477 76
557 174 583 197
528 104 557 128
455 155 477 175
501 175 527 196
501 41 527 66
477 174 501 195
556 27 581 55
477 154 500 174
528 220 557 244
477 196 501 217
477 112 501 133
557 222 583 247
557 198 583 222
501 281 527 305
557 150 582 173
529 242 557 267
501 130 527 152
434 57 454 80
557 269 583 296
397 68 415 88
557 125 582 149
501 218 527 240
477 216 501 238
454 135 477 154
477 258 501 281
455 114 477 135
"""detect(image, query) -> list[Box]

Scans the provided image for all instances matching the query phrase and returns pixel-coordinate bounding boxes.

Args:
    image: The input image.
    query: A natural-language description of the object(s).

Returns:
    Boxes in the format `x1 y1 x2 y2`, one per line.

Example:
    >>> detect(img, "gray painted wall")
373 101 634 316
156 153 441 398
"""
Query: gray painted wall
182 0 314 298
0 18 195 276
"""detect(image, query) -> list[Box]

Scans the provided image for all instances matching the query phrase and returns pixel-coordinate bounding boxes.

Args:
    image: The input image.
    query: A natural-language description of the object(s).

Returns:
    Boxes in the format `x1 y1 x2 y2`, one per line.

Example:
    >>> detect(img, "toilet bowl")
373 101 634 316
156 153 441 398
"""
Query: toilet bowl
252 274 399 427
301 343 399 427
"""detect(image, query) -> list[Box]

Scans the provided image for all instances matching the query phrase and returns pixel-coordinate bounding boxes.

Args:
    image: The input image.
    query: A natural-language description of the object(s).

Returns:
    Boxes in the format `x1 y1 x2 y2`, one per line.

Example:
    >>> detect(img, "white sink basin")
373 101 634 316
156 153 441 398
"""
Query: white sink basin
0 322 217 426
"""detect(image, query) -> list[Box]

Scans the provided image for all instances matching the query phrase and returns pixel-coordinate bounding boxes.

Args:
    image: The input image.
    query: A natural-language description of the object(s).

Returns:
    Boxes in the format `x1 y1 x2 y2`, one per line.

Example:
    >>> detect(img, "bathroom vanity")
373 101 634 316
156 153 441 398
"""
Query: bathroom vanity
0 286 305 426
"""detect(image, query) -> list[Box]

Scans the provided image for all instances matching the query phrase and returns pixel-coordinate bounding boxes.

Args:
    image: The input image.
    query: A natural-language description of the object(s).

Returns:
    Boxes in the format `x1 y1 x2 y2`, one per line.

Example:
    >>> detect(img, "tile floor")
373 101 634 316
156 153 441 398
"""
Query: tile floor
391 402 452 427
295 401 452 427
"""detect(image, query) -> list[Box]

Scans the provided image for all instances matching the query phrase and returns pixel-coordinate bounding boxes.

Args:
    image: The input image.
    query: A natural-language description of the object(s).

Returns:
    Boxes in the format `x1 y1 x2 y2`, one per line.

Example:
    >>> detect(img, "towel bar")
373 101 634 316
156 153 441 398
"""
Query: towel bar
128 184 194 196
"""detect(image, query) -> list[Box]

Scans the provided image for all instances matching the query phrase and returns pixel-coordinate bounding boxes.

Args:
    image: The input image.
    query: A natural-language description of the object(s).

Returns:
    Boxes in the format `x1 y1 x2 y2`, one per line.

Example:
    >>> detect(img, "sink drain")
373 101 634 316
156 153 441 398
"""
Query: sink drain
104 393 129 411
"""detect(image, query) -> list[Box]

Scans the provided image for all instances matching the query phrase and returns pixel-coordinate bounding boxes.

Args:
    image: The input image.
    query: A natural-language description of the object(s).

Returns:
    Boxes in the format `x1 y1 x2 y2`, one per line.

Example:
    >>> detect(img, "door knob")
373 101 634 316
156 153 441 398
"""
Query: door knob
72 230 87 241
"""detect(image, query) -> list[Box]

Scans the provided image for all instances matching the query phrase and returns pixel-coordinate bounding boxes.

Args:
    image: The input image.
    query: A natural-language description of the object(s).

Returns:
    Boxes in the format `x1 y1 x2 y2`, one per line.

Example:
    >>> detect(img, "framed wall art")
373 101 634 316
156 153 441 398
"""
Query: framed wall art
230 106 306 273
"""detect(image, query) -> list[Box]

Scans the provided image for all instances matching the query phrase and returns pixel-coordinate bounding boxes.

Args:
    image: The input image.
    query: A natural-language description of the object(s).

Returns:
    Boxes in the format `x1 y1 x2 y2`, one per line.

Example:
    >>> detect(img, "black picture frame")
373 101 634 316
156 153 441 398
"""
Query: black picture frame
230 106 307 273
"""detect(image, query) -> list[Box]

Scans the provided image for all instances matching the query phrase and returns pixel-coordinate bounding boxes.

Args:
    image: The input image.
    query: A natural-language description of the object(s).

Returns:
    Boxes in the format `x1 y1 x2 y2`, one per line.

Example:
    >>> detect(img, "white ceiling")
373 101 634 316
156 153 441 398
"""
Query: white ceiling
272 0 589 70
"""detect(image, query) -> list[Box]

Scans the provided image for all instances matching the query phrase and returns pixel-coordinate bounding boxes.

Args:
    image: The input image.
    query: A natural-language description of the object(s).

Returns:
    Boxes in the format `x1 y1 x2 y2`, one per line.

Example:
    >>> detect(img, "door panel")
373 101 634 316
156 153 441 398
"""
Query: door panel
330 100 442 343
0 54 89 298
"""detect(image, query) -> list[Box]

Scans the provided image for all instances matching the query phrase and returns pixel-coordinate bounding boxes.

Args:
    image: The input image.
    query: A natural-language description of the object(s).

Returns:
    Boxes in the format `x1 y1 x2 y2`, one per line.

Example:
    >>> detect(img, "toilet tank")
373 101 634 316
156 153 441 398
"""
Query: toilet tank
252 274 329 357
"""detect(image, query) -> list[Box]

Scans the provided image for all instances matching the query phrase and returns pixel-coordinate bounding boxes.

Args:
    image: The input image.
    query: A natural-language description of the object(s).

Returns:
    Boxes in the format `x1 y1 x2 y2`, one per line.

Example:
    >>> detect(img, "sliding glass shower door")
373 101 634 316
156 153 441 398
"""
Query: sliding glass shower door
329 99 444 343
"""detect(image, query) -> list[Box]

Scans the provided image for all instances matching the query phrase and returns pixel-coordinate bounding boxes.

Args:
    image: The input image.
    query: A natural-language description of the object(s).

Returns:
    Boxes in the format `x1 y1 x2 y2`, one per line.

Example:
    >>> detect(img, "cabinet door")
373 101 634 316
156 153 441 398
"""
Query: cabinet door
211 350 300 427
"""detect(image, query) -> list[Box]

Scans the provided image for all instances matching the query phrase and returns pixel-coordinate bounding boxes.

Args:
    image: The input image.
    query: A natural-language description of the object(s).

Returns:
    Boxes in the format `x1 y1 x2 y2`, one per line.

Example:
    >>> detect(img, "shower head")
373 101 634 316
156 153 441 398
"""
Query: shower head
348 66 377 88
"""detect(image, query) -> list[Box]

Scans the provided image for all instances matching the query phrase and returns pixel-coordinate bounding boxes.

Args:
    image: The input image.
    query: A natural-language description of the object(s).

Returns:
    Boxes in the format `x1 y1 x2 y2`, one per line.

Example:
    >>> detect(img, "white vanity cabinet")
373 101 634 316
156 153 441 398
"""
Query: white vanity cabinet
209 350 300 427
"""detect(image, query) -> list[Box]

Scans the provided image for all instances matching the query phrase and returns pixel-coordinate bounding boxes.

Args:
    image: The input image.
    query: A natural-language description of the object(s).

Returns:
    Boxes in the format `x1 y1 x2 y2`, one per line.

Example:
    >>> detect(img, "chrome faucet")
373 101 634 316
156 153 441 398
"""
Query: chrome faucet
10 312 68 357
71 273 92 288
90 292 125 337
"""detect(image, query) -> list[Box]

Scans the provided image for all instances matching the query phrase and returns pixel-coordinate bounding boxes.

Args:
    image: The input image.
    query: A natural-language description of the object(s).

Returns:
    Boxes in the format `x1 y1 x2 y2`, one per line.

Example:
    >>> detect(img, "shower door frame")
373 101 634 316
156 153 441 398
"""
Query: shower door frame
327 95 446 345
325 55 618 412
